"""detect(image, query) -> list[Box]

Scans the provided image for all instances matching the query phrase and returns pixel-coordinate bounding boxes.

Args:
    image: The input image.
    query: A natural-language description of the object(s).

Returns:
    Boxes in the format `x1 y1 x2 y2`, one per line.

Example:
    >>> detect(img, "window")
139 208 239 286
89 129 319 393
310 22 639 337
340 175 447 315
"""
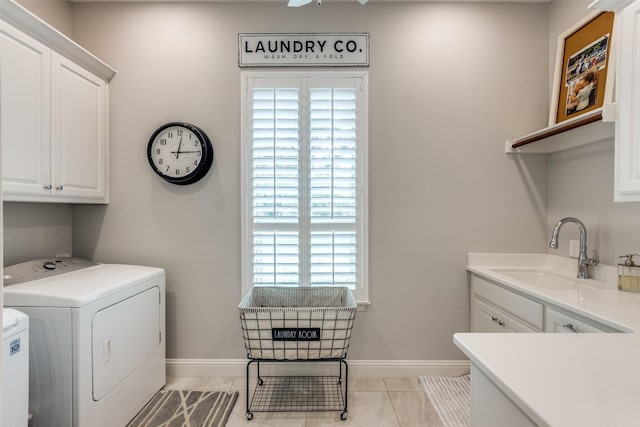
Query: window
241 72 368 302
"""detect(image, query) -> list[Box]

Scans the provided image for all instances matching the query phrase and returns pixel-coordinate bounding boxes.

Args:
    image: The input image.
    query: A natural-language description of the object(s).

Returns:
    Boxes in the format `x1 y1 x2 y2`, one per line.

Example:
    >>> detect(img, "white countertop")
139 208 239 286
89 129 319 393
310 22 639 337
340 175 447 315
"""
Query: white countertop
454 333 640 427
466 253 640 332
456 253 640 427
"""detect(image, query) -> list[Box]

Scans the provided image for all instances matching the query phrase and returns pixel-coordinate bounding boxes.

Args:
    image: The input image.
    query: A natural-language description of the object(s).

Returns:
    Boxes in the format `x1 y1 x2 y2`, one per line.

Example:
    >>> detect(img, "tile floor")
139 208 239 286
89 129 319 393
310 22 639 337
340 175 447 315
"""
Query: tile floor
164 376 444 426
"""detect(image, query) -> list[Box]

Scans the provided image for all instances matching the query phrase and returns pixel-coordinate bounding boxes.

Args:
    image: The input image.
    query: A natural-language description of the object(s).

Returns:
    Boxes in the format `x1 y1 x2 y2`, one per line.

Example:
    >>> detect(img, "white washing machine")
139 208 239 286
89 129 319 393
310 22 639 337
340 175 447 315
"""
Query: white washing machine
2 308 30 427
3 257 166 427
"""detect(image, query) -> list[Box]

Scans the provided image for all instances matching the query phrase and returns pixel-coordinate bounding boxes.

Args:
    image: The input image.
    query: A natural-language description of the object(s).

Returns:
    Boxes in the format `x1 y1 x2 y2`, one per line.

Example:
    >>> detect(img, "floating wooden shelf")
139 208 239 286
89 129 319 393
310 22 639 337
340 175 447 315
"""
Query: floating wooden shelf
505 107 615 154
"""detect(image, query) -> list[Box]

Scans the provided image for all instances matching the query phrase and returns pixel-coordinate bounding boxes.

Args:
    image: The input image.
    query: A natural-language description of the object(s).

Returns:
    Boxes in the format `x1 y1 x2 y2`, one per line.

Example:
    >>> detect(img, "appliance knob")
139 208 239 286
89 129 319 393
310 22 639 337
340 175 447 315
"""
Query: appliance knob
43 262 56 270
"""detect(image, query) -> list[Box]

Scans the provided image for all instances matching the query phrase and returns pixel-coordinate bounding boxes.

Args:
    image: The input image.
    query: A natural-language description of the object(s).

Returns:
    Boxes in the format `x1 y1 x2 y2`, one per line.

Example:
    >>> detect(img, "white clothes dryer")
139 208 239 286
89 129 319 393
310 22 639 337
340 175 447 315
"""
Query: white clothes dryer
3 257 166 427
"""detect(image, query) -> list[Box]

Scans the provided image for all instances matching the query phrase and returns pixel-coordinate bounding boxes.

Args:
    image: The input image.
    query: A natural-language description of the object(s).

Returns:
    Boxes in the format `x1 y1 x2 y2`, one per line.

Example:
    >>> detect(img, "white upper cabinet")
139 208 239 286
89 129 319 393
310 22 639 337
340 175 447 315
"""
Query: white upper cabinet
0 1 115 203
614 0 640 202
0 21 52 196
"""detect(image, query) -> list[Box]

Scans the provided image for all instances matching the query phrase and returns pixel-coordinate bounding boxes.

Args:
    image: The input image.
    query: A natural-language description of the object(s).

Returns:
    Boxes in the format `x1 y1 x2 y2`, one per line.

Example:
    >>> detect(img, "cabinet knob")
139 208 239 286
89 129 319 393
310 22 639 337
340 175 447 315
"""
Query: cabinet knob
43 184 52 190
491 316 498 322
55 185 63 191
498 320 505 326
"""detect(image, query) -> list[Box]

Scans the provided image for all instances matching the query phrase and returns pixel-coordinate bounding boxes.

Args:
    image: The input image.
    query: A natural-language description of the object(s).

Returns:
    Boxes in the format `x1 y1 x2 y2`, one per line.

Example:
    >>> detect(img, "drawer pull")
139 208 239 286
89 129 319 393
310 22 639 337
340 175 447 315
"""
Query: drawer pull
564 323 582 333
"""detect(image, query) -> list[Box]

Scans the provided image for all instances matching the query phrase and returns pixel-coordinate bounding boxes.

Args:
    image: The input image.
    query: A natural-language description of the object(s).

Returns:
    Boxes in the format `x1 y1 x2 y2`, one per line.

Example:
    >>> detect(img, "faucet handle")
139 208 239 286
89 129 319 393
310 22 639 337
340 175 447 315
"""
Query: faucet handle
581 249 599 267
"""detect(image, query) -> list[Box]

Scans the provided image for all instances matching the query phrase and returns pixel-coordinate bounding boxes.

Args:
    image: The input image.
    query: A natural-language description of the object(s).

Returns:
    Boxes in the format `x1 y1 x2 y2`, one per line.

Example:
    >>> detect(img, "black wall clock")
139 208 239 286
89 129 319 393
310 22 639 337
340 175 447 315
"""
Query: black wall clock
147 122 214 185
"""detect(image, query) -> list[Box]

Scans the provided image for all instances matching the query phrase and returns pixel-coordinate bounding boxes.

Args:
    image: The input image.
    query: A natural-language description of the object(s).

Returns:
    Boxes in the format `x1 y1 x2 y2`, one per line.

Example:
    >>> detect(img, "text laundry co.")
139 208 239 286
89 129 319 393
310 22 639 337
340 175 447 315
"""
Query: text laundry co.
238 33 369 67
243 39 361 54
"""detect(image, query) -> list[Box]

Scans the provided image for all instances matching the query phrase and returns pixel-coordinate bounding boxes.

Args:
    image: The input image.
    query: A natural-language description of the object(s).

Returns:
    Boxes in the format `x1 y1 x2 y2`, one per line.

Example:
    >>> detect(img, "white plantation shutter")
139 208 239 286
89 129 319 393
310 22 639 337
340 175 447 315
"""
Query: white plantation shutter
252 86 300 286
309 87 357 288
242 73 368 301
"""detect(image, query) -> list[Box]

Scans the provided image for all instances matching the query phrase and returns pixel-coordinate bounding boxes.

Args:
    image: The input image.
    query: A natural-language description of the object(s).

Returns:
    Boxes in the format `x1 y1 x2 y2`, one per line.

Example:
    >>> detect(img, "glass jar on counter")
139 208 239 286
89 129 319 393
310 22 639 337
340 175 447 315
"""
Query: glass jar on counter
618 254 640 292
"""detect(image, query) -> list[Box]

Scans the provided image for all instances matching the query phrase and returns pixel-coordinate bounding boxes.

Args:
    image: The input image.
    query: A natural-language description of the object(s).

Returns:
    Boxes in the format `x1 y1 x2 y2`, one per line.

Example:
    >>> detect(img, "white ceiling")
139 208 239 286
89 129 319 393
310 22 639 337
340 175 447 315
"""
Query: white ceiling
67 0 551 3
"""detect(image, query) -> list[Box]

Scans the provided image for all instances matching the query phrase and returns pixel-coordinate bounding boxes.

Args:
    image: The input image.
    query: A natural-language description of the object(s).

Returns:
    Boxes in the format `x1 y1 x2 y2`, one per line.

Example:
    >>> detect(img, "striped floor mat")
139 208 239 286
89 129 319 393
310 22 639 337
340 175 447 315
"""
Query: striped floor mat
127 390 238 427
419 374 470 427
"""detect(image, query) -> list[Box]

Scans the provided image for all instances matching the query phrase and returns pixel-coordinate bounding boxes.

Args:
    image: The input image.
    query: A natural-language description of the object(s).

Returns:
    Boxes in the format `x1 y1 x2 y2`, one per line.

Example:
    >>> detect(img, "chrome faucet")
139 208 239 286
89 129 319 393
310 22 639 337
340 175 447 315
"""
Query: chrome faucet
549 217 599 279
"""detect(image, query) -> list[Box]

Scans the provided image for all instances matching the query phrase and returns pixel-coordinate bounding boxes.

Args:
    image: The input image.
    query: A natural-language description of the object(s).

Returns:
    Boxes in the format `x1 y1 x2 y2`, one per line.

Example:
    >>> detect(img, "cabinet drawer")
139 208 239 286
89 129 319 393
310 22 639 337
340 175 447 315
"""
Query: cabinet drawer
545 307 616 333
473 297 541 333
472 276 544 330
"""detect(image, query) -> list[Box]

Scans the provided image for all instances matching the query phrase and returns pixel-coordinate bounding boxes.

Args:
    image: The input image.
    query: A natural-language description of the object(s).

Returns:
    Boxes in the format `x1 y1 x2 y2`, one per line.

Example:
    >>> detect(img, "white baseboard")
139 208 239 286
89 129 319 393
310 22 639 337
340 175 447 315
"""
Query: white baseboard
166 358 470 378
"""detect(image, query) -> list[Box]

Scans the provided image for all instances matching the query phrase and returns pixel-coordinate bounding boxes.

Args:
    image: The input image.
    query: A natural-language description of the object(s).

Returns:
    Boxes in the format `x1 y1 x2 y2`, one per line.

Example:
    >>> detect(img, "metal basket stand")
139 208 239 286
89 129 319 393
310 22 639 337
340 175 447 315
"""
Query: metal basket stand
245 359 349 421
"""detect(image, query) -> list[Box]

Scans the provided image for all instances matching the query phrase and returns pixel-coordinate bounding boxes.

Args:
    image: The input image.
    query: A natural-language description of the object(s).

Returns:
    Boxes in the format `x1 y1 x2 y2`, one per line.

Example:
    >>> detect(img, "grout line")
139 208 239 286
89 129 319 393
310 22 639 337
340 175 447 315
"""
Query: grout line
382 378 405 427
386 388 403 427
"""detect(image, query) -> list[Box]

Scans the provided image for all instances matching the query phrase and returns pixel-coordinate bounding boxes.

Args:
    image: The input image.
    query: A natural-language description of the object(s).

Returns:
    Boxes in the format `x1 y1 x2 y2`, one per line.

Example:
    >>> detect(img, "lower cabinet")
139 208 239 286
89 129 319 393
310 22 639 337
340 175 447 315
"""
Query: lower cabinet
471 275 544 333
470 366 538 427
473 297 540 332
470 274 619 334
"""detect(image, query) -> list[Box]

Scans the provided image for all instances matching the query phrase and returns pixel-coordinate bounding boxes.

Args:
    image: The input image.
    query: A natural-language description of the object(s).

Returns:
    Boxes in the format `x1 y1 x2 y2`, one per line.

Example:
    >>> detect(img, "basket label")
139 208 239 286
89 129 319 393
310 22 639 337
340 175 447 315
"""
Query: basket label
272 328 321 341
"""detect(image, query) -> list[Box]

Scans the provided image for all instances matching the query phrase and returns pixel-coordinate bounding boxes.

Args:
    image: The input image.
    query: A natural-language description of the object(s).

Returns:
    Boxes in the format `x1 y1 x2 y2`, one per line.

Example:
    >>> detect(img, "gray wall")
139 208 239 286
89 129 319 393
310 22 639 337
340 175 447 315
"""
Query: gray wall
3 203 72 266
16 0 73 37
7 1 551 360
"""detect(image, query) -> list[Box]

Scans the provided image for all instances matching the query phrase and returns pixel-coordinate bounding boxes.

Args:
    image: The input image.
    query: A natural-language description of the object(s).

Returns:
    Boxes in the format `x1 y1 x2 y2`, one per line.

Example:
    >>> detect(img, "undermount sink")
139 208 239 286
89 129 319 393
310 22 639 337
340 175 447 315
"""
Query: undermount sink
468 254 619 292
489 268 583 290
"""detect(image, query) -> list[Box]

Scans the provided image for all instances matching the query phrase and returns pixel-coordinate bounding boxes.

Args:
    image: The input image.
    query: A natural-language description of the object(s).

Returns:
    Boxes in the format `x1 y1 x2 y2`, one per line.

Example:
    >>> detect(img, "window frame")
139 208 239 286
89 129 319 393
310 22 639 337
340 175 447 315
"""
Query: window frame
240 71 369 303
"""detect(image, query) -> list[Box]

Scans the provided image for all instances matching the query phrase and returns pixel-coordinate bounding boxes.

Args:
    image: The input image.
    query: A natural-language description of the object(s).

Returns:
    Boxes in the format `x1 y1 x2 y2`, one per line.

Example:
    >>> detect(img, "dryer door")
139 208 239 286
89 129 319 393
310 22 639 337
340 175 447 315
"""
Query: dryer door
92 286 161 400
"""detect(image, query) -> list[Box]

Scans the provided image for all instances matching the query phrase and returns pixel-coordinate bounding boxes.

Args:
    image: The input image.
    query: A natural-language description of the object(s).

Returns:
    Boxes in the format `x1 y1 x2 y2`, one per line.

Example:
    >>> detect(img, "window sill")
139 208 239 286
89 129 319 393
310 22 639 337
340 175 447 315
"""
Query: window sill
357 301 370 312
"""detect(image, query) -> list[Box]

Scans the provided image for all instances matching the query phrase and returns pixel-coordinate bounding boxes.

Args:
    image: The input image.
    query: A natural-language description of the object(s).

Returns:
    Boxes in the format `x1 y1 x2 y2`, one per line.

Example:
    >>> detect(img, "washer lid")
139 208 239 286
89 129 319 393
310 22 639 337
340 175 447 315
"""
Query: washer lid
3 263 165 308
3 308 28 334
2 310 18 332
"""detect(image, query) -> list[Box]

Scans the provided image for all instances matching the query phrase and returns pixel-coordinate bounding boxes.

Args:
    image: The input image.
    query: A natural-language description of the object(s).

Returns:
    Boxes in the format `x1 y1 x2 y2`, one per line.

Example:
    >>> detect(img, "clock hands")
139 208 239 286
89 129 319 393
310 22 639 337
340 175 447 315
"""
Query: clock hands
174 137 183 159
170 137 200 159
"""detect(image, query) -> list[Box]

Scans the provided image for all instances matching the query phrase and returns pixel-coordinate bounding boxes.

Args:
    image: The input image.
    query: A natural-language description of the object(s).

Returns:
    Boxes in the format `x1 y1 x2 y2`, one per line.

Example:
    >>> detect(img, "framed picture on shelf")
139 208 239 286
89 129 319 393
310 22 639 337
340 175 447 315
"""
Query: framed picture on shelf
550 11 615 125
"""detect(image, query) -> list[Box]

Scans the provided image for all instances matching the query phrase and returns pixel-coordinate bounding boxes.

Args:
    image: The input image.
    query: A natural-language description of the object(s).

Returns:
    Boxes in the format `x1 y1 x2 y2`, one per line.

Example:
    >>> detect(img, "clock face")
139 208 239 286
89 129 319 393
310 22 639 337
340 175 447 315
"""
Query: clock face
147 122 214 185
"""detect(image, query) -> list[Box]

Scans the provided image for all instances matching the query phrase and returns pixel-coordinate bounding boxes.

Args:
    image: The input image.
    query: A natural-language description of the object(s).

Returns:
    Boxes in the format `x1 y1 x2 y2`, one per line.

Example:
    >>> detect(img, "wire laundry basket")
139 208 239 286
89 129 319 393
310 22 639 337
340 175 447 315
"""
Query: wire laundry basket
239 286 357 360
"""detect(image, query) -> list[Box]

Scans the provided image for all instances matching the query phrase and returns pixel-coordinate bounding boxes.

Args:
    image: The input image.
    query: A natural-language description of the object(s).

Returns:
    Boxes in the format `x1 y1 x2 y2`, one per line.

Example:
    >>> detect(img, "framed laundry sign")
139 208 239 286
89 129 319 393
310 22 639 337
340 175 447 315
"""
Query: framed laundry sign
238 33 369 67
550 11 615 125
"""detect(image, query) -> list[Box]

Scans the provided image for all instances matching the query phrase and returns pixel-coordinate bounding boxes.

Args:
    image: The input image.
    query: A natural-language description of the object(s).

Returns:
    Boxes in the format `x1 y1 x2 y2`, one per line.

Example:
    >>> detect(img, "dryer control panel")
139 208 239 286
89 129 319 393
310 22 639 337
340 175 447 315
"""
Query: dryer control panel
3 257 98 286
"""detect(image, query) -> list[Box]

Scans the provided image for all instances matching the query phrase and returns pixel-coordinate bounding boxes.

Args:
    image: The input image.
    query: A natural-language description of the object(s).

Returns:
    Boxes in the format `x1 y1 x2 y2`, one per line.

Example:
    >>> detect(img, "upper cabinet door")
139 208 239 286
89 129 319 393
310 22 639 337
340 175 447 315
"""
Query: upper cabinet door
51 52 108 201
614 0 640 202
0 21 52 196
